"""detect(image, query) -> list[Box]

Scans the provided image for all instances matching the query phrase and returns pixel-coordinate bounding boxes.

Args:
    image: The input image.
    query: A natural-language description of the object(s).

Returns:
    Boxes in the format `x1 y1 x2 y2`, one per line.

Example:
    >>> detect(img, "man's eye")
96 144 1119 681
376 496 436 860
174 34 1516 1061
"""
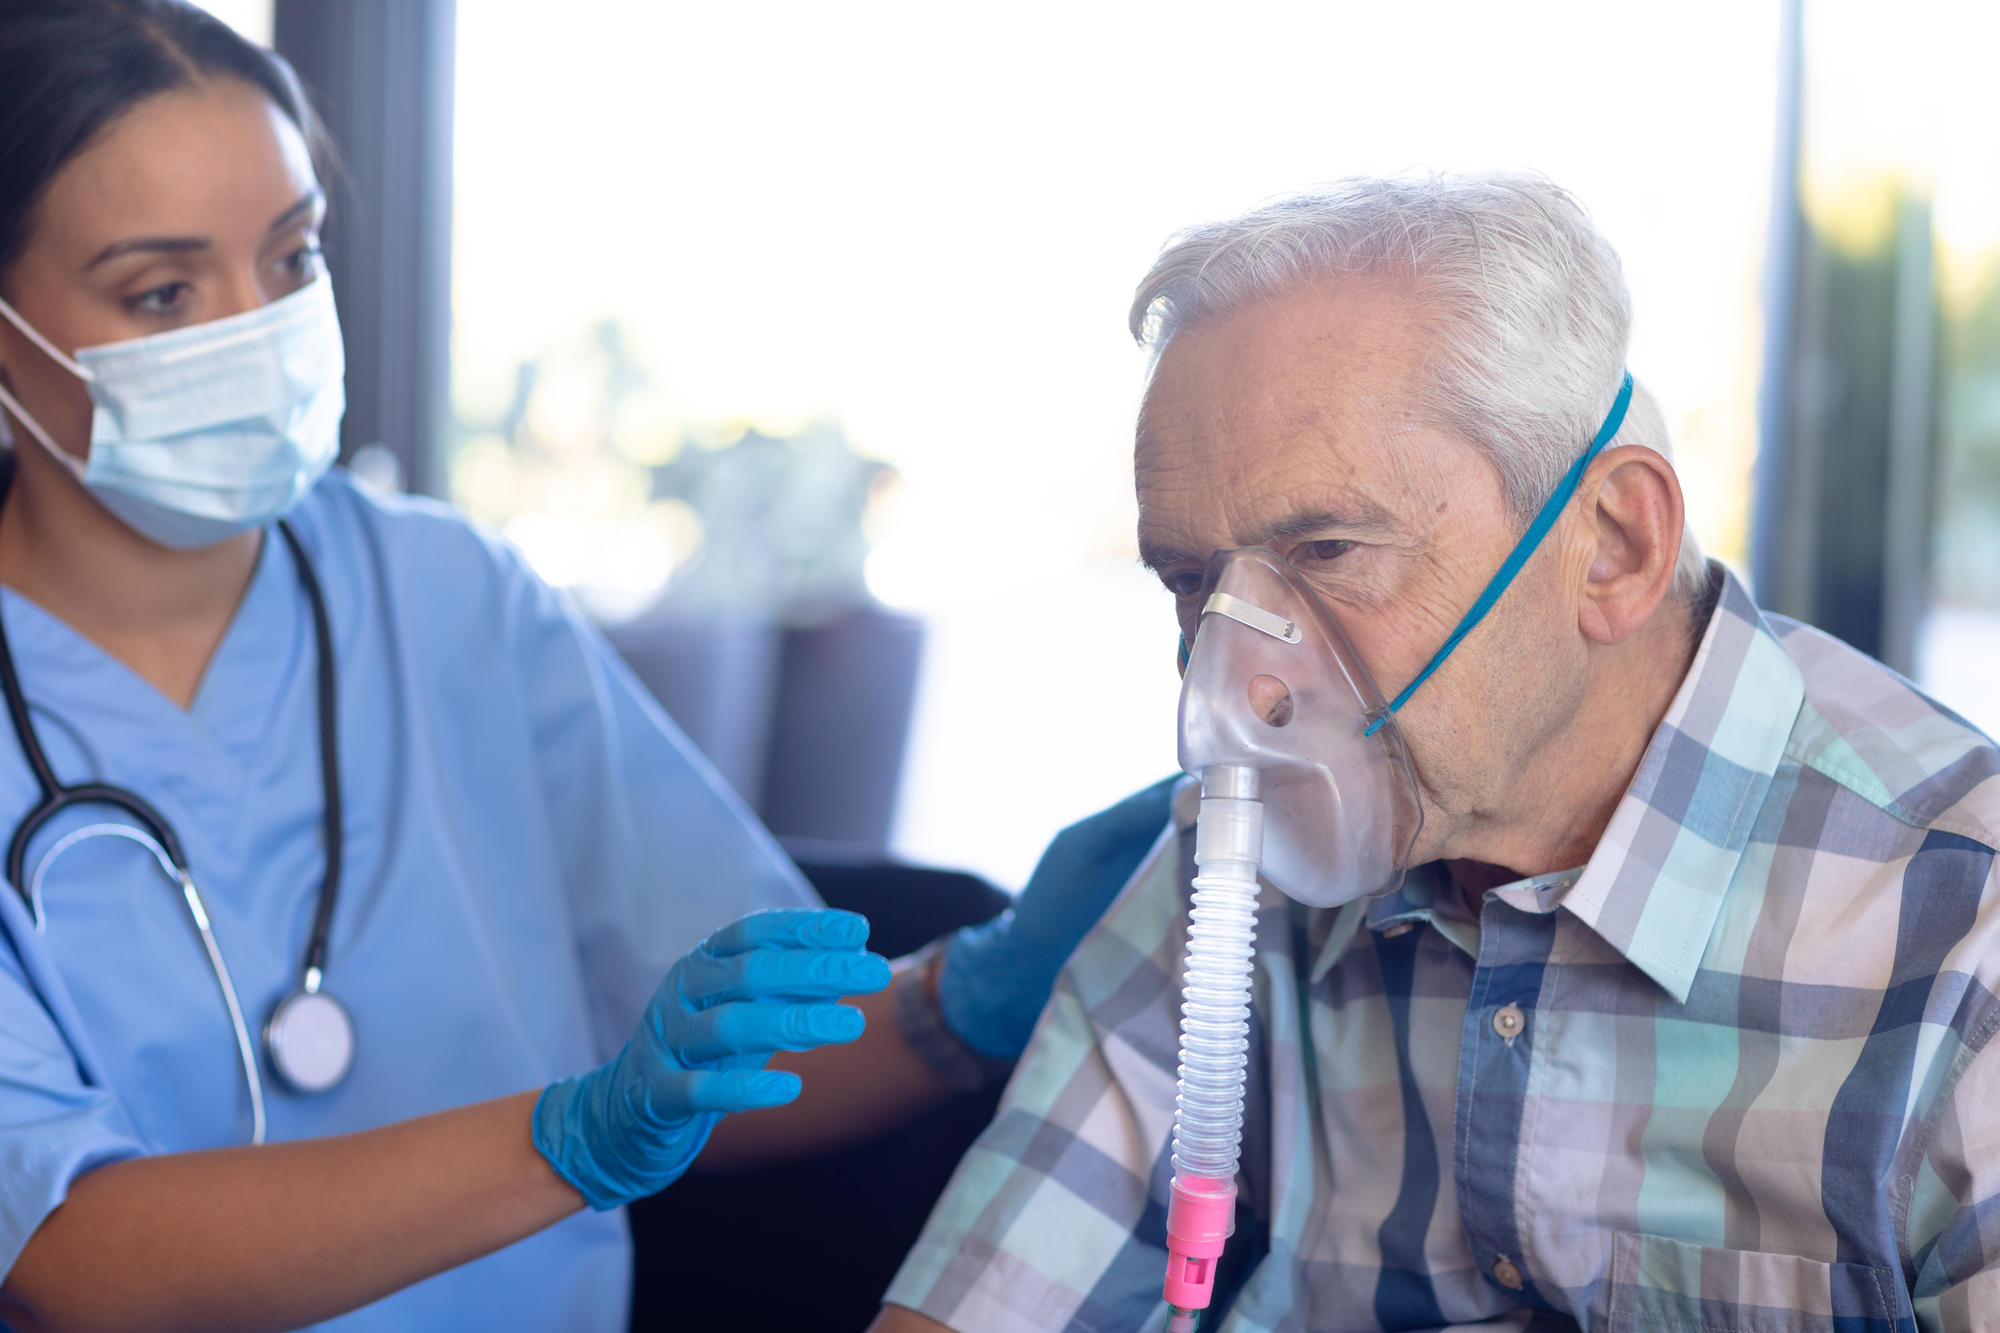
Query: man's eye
1298 539 1354 562
1164 569 1203 597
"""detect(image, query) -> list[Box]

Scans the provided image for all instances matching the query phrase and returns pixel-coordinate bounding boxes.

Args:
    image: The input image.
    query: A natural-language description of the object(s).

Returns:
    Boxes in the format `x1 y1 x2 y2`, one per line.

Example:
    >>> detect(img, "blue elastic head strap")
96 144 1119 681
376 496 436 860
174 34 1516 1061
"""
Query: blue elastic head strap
1363 370 1635 738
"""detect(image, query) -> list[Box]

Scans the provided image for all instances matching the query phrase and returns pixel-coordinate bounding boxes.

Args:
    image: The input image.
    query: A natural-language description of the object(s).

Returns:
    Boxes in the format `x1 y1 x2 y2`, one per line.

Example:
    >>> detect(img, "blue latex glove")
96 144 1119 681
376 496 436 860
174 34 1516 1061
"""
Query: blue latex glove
940 775 1181 1059
533 908 890 1209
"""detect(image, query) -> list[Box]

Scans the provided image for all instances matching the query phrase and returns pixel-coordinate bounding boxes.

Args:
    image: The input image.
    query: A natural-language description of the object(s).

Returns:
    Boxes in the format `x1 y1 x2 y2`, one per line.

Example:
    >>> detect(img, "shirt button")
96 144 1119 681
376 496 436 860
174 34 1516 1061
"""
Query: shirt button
1492 1004 1524 1039
1493 1256 1524 1289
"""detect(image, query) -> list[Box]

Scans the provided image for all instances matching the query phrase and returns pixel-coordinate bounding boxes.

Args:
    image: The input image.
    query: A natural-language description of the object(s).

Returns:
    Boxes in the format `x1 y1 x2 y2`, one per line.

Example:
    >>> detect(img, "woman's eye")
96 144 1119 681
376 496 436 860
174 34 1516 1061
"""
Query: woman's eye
127 282 191 316
283 245 325 279
1297 539 1354 563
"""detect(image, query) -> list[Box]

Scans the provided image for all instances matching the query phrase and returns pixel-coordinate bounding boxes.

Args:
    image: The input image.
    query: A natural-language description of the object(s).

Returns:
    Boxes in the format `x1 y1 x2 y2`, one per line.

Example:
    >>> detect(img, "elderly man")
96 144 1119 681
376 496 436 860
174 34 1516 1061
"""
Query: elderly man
871 175 2000 1332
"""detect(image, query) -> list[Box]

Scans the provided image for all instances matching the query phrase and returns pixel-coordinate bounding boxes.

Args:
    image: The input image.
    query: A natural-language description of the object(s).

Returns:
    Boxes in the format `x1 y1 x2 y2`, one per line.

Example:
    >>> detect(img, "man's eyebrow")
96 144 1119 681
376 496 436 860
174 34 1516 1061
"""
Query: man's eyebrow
84 190 323 271
1138 538 1203 573
1140 505 1401 573
1240 506 1399 548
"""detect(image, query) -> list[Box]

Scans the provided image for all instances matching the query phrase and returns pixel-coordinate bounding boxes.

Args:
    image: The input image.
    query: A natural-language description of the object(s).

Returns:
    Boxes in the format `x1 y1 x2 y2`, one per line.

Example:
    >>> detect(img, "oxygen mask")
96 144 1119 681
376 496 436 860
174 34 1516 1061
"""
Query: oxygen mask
1160 373 1631 1327
1176 545 1423 908
1160 545 1426 1325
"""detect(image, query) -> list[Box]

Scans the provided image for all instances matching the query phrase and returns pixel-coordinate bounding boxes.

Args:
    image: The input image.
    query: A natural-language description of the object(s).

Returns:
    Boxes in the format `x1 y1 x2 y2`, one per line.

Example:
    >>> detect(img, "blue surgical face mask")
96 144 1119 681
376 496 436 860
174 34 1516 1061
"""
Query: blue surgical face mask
0 278 345 549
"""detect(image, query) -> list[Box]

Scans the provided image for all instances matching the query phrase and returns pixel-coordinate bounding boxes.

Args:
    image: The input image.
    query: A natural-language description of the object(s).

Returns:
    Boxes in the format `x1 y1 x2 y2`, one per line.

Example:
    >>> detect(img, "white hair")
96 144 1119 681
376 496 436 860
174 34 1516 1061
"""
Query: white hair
1130 172 1708 601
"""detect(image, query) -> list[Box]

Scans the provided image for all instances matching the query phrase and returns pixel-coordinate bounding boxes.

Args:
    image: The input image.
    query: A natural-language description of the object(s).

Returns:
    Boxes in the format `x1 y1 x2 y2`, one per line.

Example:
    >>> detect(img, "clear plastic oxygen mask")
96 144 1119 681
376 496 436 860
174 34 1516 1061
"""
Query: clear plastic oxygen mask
1178 547 1425 906
1162 546 1423 1328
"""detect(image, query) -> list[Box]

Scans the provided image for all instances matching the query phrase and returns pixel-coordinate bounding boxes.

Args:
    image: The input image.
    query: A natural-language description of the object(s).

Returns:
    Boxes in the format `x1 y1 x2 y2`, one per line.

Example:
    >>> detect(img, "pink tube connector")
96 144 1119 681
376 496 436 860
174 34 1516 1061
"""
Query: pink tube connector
1163 1175 1236 1312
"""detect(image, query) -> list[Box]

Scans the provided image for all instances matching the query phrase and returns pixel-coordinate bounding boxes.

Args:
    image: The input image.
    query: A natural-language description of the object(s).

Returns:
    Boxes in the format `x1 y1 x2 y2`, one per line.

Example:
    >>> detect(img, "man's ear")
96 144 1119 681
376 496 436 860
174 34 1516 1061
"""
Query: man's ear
1575 444 1685 646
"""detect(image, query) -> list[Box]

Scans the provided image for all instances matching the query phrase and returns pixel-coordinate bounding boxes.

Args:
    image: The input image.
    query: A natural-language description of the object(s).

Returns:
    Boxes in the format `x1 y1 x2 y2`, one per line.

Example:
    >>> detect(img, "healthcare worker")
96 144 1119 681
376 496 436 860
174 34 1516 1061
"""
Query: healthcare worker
0 3 1171 1330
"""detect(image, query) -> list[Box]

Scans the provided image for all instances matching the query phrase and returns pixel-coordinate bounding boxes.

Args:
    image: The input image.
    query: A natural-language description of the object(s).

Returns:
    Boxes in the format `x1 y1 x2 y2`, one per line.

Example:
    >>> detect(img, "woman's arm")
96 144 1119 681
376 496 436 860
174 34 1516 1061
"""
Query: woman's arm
1 907 888 1333
0 1091 578 1333
0 983 951 1333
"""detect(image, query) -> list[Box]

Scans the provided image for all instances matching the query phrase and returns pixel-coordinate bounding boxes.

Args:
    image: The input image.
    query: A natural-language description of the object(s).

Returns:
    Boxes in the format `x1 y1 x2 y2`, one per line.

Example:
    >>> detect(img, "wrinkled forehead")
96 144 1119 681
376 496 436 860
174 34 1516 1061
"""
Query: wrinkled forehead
1134 279 1495 558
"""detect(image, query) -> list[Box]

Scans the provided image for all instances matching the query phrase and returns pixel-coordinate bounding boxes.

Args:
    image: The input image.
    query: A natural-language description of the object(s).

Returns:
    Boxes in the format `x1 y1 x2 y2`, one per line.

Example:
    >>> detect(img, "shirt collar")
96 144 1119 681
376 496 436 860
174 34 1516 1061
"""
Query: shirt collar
1311 566 1803 1002
1310 863 1583 984
1555 565 1804 1002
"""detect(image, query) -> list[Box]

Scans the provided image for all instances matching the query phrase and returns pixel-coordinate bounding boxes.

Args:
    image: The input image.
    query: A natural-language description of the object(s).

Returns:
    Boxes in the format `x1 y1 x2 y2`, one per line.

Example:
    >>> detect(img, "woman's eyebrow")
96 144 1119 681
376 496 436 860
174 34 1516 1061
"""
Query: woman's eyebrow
83 191 323 271
86 234 209 269
266 189 323 234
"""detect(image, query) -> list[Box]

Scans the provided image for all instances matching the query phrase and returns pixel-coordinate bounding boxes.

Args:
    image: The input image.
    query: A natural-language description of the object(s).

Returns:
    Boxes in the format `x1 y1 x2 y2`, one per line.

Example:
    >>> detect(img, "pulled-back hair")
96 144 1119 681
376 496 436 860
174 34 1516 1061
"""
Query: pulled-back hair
1130 173 1706 598
0 0 323 282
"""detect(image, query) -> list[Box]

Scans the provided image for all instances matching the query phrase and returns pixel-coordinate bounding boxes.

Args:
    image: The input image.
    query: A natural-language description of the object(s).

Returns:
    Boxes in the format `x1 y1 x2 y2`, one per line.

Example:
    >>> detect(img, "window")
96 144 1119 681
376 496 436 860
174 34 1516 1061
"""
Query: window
446 1 1790 884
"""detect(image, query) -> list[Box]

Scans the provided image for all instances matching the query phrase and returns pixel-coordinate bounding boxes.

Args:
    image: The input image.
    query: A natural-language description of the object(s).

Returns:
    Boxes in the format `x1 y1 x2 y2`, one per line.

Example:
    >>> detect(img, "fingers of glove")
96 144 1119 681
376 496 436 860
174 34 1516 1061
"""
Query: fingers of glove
677 1000 865 1064
708 1049 768 1073
704 908 870 958
679 942 890 1007
675 1067 803 1115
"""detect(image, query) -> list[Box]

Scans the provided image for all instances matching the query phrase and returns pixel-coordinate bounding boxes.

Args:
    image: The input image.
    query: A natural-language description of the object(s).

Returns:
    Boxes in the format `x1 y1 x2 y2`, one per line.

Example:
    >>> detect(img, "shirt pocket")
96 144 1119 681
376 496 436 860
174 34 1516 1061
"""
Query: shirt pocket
1607 1231 1906 1333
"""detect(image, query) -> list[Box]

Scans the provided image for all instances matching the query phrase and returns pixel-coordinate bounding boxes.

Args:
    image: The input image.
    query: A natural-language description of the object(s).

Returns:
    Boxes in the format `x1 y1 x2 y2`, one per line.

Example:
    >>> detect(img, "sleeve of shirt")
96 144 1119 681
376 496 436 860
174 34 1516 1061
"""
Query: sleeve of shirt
884 826 1188 1333
0 900 145 1280
501 557 819 1064
1905 864 2000 1332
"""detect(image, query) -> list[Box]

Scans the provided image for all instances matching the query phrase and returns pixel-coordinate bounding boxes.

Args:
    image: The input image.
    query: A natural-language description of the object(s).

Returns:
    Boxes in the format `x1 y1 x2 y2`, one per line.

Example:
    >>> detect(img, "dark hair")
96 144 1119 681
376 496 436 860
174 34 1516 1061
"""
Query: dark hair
0 0 325 283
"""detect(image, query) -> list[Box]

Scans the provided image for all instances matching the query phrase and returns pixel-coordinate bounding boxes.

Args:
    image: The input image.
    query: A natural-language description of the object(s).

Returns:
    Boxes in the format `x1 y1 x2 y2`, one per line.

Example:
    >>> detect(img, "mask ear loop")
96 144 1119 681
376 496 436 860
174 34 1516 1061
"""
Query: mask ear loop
0 296 93 380
0 296 94 481
1364 372 1635 737
0 379 83 476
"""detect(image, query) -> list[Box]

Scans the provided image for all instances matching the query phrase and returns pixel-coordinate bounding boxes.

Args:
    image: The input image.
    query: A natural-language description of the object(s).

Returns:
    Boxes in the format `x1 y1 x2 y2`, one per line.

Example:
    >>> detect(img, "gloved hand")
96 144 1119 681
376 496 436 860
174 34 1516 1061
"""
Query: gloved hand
939 775 1181 1059
533 908 890 1210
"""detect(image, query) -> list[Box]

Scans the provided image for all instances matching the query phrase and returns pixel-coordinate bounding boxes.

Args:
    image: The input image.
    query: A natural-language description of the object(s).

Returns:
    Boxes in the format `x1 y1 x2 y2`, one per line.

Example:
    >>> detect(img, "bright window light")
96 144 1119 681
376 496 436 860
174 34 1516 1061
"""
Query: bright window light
453 0 1785 886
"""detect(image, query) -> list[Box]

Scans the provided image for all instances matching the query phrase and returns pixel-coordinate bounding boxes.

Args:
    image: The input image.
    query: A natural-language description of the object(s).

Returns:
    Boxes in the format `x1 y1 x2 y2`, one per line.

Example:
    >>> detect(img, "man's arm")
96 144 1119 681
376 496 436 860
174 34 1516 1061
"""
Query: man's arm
1909 1003 2000 1327
869 816 1195 1331
0 1092 581 1333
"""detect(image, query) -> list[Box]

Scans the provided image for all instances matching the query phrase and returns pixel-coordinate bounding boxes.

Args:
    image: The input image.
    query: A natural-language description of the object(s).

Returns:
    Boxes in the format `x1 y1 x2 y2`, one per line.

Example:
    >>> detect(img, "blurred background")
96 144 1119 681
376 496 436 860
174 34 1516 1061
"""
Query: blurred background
200 0 1999 892
183 3 2000 1326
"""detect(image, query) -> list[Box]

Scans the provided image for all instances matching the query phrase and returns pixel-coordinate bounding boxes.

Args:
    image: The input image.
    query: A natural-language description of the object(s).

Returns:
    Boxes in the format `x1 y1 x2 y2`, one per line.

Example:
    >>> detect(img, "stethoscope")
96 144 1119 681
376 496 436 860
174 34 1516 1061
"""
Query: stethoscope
0 517 352 1146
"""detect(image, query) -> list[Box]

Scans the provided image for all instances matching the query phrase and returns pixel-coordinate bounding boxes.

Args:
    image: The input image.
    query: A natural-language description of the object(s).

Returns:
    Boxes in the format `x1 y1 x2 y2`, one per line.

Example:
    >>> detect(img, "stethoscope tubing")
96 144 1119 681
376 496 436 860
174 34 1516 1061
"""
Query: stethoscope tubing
0 516 343 1143
275 520 343 985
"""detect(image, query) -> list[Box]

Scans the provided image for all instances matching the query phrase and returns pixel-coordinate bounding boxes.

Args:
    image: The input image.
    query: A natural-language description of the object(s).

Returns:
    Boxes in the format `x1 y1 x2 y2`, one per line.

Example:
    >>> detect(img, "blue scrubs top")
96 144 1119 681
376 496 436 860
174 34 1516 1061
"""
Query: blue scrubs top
0 471 816 1330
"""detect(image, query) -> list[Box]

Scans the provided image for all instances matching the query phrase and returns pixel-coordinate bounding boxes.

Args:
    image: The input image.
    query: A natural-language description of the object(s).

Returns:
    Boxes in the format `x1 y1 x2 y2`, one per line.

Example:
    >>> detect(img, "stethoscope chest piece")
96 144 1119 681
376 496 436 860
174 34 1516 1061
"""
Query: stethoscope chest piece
0 516 353 1143
264 982 356 1095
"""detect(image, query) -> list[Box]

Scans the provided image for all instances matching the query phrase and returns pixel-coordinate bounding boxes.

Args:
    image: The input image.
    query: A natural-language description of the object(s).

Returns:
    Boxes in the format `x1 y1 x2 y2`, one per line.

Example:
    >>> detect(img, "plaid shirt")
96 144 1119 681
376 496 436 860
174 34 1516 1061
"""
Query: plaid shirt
886 568 2000 1333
